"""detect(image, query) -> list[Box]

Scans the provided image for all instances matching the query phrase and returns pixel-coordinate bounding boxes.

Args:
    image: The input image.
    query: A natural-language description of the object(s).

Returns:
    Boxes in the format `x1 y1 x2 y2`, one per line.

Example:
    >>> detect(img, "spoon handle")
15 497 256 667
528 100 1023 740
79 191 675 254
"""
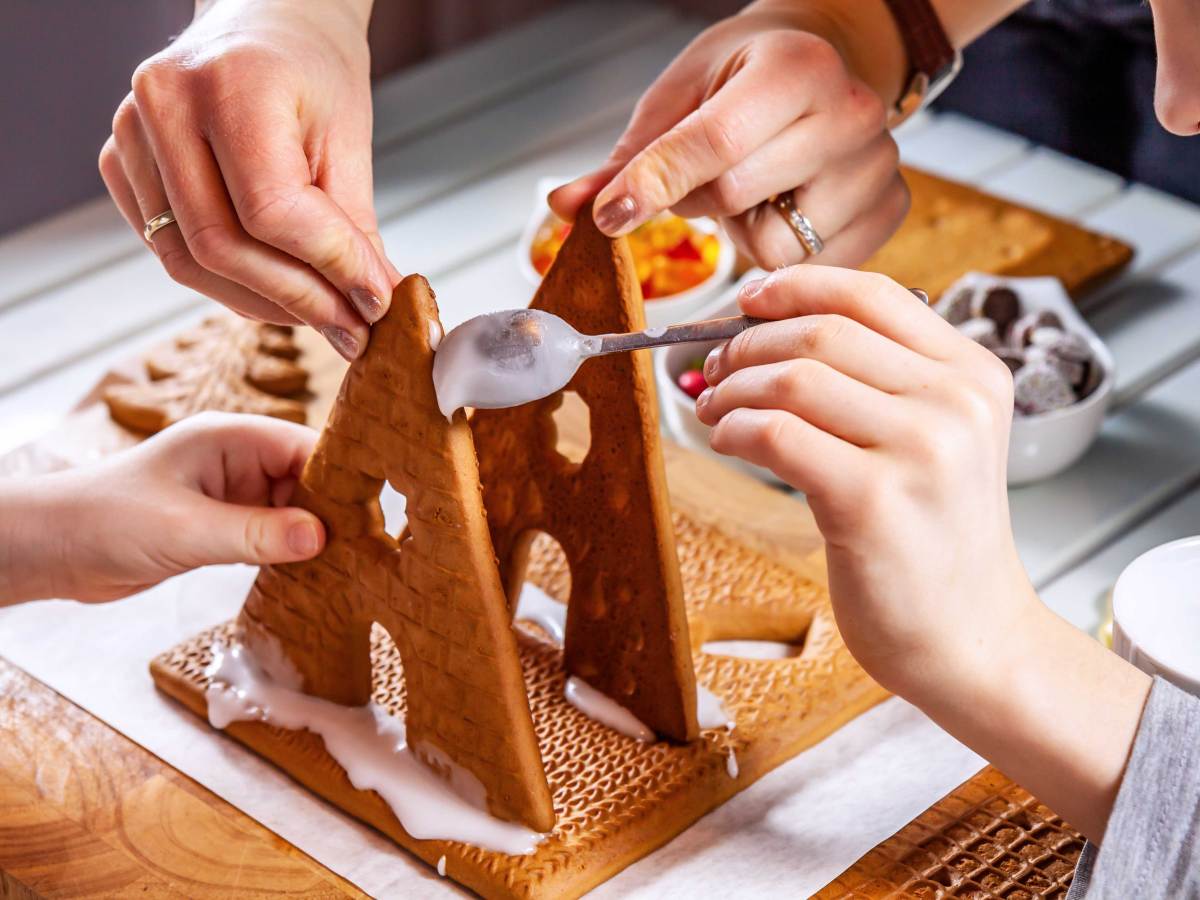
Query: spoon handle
594 315 767 355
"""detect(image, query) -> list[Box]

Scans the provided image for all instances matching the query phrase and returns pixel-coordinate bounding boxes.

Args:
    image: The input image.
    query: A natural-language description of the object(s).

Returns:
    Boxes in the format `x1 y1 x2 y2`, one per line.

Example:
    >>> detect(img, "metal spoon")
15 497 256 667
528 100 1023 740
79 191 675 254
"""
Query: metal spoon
431 289 929 419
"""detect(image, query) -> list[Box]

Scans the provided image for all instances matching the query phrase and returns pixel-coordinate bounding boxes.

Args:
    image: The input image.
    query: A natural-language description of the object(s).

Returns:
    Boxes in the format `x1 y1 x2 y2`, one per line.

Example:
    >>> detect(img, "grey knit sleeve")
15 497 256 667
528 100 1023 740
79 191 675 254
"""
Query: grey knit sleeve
1066 676 1200 899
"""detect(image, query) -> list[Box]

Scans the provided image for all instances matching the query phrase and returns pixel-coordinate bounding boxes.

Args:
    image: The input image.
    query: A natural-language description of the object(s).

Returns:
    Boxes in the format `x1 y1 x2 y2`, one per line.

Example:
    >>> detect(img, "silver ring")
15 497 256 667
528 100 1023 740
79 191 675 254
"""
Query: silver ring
143 209 177 242
769 193 824 257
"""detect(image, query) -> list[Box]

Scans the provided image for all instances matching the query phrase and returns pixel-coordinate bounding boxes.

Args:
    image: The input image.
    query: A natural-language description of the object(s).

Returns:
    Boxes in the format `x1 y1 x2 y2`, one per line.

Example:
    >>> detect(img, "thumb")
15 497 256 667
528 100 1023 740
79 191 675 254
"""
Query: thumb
185 496 326 567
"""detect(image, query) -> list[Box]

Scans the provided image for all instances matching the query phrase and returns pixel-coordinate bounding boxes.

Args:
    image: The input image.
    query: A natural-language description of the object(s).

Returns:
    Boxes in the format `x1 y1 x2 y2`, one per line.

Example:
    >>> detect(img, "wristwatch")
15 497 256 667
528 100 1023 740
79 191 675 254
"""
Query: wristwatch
880 0 962 126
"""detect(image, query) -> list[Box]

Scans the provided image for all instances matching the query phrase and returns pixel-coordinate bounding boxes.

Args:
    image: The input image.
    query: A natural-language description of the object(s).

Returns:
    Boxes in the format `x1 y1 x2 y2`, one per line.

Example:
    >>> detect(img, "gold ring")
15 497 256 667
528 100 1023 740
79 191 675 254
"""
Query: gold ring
143 209 178 242
768 193 824 257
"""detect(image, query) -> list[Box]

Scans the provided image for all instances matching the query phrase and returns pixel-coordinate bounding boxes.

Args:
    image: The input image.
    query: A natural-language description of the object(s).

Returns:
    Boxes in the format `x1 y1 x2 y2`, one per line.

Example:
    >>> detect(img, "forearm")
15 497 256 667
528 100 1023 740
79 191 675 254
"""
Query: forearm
745 0 1025 109
911 601 1151 843
0 476 74 606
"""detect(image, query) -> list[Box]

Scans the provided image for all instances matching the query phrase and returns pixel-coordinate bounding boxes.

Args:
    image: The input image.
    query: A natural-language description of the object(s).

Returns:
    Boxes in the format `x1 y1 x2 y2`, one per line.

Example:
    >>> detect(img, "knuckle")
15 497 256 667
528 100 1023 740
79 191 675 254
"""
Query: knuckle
131 56 179 104
187 222 237 271
776 358 821 398
849 82 888 134
238 186 299 242
110 96 139 143
707 170 753 217
157 244 201 286
771 31 843 77
796 316 846 356
695 105 746 167
98 139 120 178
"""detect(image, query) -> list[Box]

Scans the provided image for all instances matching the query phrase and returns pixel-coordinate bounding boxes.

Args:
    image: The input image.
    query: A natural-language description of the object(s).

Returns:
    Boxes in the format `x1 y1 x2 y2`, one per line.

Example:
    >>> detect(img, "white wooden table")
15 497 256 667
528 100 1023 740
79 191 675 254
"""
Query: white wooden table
4 1 1200 893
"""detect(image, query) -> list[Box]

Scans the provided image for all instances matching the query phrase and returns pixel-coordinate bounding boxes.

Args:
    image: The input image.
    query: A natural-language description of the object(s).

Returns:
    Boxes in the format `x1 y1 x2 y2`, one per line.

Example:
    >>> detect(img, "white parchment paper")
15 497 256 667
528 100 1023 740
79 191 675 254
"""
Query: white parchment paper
0 562 983 898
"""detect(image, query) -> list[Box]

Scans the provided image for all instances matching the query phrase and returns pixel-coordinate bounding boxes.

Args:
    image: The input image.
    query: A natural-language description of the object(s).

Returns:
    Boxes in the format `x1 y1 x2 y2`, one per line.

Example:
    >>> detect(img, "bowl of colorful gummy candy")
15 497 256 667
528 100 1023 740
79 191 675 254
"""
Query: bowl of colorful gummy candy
519 178 737 329
935 273 1114 486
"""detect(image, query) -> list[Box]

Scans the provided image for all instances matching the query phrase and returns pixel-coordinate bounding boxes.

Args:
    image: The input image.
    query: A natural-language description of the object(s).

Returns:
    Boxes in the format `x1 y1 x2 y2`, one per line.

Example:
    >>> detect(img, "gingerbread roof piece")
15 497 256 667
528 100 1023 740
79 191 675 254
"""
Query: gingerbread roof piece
470 203 699 742
103 317 307 434
236 275 555 832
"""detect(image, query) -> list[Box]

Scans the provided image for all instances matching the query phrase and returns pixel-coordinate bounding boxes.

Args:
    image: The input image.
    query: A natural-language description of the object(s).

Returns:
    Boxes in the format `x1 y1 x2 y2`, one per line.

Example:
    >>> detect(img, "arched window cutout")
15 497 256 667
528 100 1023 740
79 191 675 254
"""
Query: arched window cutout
551 391 591 466
699 611 814 661
513 531 570 645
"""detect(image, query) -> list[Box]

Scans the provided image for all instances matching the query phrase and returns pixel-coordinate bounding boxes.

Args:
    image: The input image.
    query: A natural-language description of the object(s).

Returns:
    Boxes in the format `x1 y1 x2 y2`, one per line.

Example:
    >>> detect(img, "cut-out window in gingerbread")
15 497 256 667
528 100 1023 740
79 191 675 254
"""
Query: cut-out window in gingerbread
237 276 554 832
470 204 699 742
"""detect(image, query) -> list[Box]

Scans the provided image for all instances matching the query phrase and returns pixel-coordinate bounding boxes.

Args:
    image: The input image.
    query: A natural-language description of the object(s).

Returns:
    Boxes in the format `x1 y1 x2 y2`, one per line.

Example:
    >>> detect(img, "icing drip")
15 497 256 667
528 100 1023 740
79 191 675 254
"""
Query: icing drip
702 639 797 660
437 855 447 877
695 683 734 730
428 319 443 352
726 748 739 779
514 582 567 644
564 676 654 742
205 642 544 855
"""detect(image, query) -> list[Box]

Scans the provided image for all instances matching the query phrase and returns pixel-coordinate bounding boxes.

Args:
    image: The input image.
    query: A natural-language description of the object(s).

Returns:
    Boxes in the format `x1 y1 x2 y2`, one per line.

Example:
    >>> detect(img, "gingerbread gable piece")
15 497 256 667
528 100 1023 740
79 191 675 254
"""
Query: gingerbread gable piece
237 274 555 832
470 203 699 742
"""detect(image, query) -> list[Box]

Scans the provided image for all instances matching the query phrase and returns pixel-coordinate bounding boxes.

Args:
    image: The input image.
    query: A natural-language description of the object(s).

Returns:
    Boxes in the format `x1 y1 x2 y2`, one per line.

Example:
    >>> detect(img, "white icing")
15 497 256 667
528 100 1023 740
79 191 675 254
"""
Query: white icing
514 582 567 644
695 683 733 730
205 642 544 855
726 748 739 779
643 325 667 338
437 855 447 877
702 639 797 660
431 310 600 420
428 319 443 352
564 676 654 742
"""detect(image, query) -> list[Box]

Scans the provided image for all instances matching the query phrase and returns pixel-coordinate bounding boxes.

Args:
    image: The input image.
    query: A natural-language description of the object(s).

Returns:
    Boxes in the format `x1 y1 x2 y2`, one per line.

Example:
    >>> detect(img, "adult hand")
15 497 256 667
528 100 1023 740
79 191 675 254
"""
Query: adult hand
1 412 325 604
549 5 908 270
99 0 398 361
696 266 1151 843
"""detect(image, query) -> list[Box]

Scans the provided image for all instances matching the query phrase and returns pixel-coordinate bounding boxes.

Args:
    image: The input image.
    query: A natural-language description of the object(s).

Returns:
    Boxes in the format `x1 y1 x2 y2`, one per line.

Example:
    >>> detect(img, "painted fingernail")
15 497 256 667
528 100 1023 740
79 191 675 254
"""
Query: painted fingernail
740 277 767 301
696 387 714 411
594 195 638 235
349 288 385 323
287 519 321 557
322 326 361 361
704 346 723 380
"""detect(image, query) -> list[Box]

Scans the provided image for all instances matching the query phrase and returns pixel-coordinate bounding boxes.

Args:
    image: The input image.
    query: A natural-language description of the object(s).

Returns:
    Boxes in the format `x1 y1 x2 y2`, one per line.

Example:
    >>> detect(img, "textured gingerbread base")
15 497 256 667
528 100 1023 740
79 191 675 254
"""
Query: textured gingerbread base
151 510 888 900
815 766 1083 899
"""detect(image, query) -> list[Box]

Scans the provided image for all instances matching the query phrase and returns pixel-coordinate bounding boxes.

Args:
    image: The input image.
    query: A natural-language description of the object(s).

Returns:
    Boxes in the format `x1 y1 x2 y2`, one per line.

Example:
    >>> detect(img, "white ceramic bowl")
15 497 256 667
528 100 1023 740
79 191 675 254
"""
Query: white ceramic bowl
1112 536 1200 697
516 177 737 329
941 274 1114 486
653 270 782 484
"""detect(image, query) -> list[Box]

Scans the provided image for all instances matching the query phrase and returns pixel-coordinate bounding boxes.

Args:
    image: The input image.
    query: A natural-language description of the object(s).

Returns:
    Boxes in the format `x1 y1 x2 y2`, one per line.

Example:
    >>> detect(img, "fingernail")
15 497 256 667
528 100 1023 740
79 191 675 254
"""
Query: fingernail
349 288 385 323
287 519 320 557
704 346 723 380
594 195 638 235
696 387 714 410
740 277 767 301
322 326 361 361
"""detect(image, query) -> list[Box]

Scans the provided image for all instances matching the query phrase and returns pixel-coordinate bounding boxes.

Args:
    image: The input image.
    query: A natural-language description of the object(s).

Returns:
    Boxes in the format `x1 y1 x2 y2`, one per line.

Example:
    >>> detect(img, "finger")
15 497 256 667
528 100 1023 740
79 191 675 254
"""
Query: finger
669 109 883 220
183 495 326 566
592 33 848 236
704 314 935 394
210 102 394 322
709 406 864 498
131 85 368 358
547 52 705 222
790 174 911 270
723 143 903 271
697 358 898 447
734 255 956 360
169 412 318 504
99 133 146 237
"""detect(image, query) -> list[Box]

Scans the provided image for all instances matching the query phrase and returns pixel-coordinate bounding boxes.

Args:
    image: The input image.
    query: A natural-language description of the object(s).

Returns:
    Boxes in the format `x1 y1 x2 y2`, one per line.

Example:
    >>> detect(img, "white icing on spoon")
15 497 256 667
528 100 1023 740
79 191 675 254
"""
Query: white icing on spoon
432 310 598 420
205 642 544 855
564 676 654 742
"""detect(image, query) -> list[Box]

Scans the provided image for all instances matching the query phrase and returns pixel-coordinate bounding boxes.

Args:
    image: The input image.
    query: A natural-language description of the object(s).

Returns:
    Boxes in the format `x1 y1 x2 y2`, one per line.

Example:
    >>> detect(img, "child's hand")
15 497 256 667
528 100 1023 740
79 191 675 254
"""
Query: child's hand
696 266 1032 694
2 412 325 604
696 267 1153 844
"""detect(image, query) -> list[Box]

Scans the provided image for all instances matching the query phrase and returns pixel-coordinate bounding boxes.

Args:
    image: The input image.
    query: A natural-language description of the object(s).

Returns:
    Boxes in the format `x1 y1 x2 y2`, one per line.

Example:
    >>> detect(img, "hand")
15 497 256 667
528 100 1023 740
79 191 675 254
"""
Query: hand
99 0 398 361
696 267 1150 842
549 5 908 270
0 412 326 604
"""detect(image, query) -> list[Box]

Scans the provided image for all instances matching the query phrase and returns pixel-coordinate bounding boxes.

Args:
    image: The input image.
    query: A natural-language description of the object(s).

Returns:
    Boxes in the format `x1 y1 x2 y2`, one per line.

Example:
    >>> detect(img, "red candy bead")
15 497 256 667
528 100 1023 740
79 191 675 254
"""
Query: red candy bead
677 369 707 399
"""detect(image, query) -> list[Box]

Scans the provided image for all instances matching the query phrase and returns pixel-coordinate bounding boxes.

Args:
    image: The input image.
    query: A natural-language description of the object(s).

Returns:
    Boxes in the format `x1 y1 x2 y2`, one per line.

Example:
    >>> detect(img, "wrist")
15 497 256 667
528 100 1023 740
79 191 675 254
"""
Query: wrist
0 475 76 605
194 0 375 32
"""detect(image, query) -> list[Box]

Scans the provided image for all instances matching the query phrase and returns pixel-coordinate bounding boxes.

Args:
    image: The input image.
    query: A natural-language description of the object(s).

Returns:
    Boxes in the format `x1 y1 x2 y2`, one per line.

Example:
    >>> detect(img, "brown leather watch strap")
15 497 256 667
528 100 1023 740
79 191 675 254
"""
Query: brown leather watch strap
880 0 956 81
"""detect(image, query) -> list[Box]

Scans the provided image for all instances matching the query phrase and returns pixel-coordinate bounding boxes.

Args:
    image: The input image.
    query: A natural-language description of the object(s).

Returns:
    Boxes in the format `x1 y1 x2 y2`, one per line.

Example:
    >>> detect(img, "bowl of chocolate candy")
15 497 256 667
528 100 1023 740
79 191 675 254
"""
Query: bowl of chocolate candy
936 273 1114 486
